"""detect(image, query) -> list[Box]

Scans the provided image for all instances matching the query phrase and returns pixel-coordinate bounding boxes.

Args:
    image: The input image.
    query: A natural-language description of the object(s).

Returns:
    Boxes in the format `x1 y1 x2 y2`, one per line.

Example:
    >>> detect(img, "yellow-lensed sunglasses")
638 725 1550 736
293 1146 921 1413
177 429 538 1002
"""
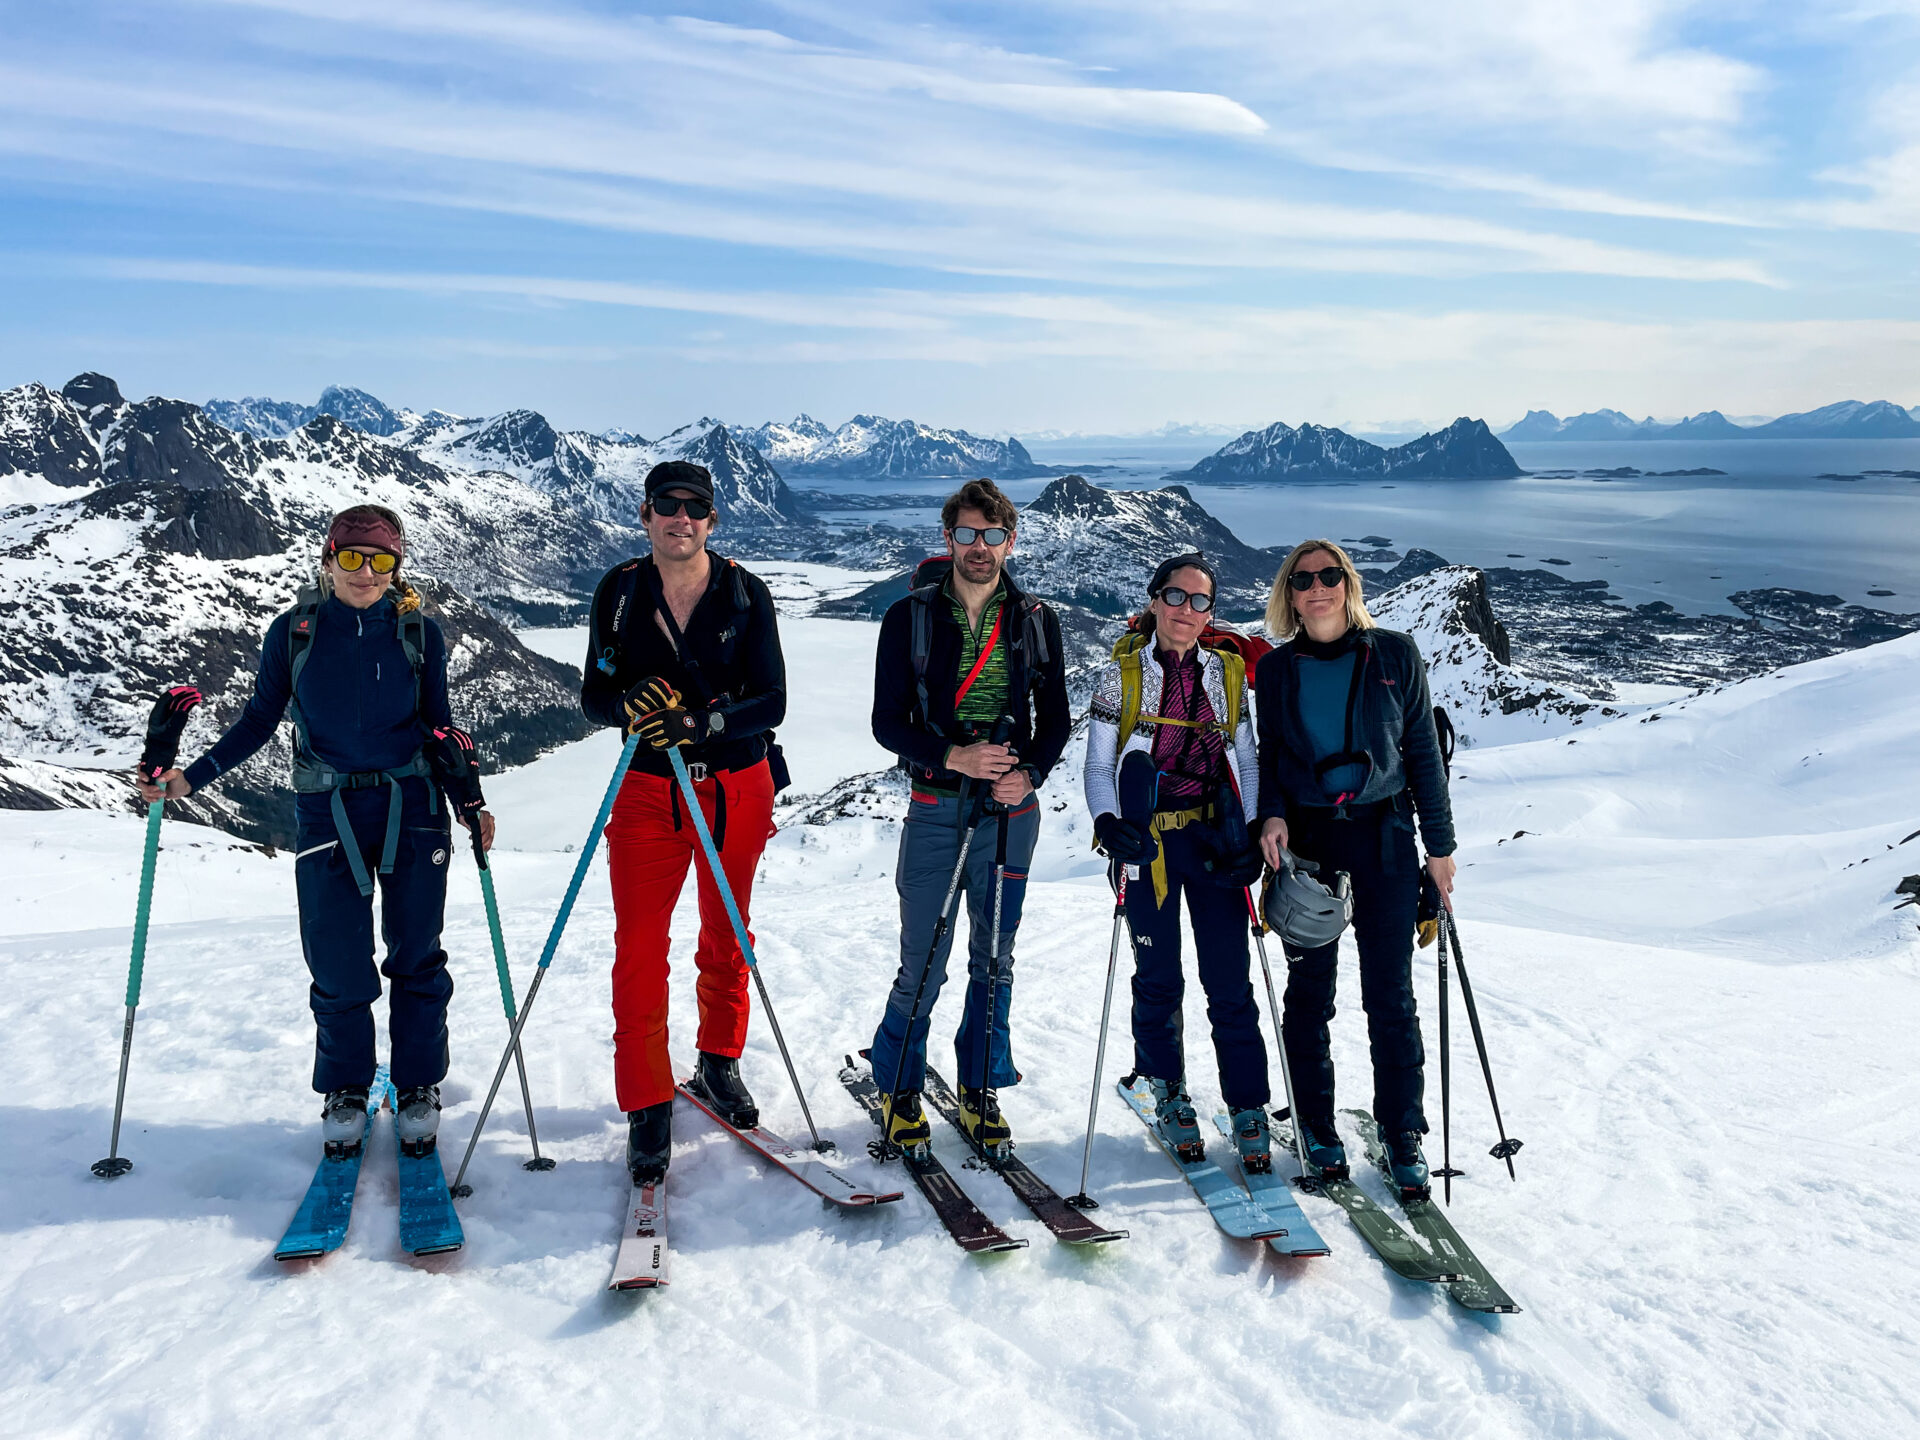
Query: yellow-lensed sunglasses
332 547 399 574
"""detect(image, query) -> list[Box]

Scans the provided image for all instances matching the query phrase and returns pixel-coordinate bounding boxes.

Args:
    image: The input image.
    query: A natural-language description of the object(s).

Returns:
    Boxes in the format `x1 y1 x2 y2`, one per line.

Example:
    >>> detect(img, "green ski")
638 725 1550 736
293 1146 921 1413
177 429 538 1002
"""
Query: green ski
1274 1116 1460 1285
1350 1110 1521 1314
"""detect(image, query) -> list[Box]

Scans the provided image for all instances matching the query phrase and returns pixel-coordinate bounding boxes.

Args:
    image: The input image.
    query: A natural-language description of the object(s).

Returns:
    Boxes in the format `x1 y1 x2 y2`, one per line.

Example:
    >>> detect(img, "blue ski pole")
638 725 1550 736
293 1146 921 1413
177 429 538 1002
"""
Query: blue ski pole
665 744 828 1152
449 731 641 1198
94 686 203 1179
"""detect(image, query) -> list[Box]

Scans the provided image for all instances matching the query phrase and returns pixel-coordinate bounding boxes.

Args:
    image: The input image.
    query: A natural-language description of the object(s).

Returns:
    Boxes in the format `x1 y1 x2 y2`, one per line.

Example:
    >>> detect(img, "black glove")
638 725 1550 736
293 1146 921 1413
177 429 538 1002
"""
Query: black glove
139 685 203 780
637 705 708 750
1416 870 1442 948
426 726 487 822
1202 842 1265 889
1095 812 1156 864
622 676 679 730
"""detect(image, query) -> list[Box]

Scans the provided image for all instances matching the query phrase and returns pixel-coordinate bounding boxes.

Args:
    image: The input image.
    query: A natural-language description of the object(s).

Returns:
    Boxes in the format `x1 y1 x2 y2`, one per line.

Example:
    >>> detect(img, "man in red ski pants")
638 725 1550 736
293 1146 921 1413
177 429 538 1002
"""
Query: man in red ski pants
580 461 788 1184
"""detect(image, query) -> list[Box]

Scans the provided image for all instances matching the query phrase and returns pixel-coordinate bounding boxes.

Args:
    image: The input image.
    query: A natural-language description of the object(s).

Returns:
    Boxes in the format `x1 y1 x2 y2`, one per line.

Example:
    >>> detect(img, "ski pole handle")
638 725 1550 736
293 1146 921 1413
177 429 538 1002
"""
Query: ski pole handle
138 686 203 781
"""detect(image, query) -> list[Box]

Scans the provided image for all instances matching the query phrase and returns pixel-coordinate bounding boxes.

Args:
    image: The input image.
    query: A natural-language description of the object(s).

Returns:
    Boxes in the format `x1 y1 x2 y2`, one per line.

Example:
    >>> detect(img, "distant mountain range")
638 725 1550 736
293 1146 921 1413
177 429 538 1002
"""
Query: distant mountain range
1169 417 1521 482
736 414 1054 479
1505 400 1920 442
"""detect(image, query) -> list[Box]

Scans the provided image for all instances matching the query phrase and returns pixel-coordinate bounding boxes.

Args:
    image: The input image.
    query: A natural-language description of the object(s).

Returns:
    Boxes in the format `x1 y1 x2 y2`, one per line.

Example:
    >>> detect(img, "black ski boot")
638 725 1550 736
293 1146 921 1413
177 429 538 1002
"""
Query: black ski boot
685 1050 759 1130
626 1101 672 1185
1296 1115 1350 1180
1387 1130 1431 1200
322 1086 372 1159
394 1085 440 1158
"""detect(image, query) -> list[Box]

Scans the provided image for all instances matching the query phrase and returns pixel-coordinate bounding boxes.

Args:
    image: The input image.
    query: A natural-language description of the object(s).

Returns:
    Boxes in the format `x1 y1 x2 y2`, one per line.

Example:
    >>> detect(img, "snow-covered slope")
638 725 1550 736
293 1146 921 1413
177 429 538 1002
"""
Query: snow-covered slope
739 413 1052 479
2 601 1916 1438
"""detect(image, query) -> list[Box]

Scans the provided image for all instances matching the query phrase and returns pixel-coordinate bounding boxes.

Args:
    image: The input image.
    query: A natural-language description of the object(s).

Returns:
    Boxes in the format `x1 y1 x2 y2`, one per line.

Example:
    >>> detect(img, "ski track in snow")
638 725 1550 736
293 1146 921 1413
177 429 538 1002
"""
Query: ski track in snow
3 575 1918 1439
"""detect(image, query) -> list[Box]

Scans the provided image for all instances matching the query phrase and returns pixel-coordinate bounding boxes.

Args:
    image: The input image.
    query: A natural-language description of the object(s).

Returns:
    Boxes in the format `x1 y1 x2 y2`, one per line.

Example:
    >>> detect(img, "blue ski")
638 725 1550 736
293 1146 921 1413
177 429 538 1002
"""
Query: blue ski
391 1078 464 1257
1116 1078 1290 1241
274 1065 388 1262
1208 1114 1330 1257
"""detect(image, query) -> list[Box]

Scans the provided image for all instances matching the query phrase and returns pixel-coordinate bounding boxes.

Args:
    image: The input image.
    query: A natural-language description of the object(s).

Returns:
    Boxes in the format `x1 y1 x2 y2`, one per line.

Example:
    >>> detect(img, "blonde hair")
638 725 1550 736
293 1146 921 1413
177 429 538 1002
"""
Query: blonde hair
1264 539 1375 639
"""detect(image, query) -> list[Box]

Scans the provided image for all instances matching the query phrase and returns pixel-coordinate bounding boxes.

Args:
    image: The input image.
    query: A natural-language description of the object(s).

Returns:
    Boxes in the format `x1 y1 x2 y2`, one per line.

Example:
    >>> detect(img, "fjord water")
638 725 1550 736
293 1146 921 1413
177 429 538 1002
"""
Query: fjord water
1013 436 1920 614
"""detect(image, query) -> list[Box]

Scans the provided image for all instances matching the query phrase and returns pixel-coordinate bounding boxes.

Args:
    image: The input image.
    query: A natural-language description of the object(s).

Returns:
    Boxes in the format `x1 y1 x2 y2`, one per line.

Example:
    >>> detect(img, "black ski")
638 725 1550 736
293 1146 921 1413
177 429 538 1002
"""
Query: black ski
922 1067 1126 1247
1350 1110 1521 1314
838 1054 1026 1254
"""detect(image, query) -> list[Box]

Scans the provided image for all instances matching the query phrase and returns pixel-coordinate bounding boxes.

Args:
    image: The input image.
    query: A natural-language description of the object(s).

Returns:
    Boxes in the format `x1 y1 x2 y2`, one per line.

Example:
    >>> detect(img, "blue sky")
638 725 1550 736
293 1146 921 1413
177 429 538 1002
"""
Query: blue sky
4 0 1920 436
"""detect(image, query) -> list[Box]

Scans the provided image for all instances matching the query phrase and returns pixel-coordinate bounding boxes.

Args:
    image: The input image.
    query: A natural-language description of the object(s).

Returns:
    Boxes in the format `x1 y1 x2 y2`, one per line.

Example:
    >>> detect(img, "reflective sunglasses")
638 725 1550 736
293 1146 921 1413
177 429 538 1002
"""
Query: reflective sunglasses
332 547 399 574
651 495 713 520
1288 565 1347 592
1156 585 1215 613
950 525 1009 547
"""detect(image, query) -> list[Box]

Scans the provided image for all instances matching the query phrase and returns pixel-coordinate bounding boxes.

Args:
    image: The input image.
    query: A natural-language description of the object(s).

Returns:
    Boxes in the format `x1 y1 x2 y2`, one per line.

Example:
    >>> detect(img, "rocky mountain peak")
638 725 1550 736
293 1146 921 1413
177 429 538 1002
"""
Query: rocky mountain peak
312 385 404 437
102 398 261 492
61 372 125 415
0 382 102 488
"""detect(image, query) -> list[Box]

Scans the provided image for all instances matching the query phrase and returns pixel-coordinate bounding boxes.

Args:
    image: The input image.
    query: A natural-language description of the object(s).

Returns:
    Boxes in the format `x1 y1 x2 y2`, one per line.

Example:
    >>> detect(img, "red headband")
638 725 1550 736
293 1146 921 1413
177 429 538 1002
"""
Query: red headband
326 511 404 559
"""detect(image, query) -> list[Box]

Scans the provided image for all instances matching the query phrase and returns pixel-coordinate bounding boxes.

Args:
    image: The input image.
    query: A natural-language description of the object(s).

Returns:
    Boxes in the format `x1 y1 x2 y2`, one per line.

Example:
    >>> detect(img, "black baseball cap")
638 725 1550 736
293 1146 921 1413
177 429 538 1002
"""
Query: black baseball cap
644 460 715 507
1148 551 1217 596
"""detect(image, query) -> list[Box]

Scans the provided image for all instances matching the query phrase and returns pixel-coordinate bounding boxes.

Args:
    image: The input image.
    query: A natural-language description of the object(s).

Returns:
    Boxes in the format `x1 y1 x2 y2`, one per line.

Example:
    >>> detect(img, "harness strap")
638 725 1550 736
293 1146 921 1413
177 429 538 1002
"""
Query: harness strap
953 606 1003 708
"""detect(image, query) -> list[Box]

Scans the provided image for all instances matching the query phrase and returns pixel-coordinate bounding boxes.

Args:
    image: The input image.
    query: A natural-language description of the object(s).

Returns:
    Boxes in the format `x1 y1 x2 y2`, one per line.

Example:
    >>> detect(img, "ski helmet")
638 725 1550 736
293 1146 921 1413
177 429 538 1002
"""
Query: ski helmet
1261 850 1353 949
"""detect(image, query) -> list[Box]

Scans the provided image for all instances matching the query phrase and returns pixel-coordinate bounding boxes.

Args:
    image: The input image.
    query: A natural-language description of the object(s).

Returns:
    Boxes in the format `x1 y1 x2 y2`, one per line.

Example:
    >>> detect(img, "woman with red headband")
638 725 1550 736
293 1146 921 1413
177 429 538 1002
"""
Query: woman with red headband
138 504 494 1162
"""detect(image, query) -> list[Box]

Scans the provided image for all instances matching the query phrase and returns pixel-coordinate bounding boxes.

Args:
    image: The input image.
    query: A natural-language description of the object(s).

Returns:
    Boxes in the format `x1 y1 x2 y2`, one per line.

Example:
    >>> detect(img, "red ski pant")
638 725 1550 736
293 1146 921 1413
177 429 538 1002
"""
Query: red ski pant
604 759 776 1113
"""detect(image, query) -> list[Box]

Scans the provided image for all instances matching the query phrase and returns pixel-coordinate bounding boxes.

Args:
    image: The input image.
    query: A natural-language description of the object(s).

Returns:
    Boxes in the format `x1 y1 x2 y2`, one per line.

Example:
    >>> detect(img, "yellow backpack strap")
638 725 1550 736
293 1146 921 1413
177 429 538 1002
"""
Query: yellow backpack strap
1115 647 1144 748
1215 647 1247 734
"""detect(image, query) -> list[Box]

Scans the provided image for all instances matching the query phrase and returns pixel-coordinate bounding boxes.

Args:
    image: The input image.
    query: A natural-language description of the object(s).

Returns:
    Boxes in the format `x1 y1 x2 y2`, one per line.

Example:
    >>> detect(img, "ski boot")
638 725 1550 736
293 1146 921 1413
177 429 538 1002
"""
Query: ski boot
958 1086 1013 1162
394 1085 441 1158
321 1086 372 1159
1293 1115 1349 1180
626 1101 672 1186
1229 1106 1272 1175
1386 1130 1430 1200
686 1050 759 1130
1148 1078 1204 1162
878 1091 932 1158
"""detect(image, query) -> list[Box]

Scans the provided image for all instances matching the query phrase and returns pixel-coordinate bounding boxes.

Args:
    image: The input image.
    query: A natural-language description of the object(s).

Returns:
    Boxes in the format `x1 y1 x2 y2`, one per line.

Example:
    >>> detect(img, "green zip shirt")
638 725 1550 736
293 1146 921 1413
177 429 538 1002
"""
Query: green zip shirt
948 577 1010 725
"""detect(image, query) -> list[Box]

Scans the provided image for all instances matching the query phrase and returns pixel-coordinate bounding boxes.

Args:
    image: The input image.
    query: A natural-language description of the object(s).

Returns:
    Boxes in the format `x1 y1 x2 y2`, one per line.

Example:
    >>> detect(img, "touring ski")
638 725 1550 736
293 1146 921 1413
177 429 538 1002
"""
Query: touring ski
676 1073 903 1209
922 1067 1126 1246
1350 1110 1520 1314
1116 1077 1293 1241
274 1066 387 1262
1206 1114 1329 1257
1272 1115 1460 1285
839 1054 1026 1254
609 1179 669 1290
391 1078 463 1257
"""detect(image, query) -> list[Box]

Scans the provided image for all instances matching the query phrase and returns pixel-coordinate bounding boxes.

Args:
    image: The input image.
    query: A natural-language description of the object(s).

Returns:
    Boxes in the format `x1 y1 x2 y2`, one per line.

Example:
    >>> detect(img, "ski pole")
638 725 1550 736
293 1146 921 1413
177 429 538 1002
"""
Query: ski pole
1067 862 1127 1210
1442 908 1523 1180
451 730 641 1198
1246 885 1315 1187
665 744 828 1153
94 685 202 1180
466 818 554 1172
1440 909 1455 1203
971 805 1011 1156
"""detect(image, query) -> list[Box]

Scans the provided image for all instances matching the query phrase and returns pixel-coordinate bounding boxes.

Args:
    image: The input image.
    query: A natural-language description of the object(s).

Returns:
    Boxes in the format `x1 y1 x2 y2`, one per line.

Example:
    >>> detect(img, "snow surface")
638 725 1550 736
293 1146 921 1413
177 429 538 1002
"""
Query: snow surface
3 576 1918 1438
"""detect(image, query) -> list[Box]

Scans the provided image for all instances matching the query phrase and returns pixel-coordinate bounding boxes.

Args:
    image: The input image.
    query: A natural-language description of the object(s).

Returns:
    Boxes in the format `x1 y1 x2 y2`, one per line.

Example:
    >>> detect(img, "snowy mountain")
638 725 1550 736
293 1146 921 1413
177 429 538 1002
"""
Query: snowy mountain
1368 566 1620 745
738 413 1054 479
1172 417 1522 481
1503 400 1920 441
0 374 622 845
204 385 412 439
405 411 800 527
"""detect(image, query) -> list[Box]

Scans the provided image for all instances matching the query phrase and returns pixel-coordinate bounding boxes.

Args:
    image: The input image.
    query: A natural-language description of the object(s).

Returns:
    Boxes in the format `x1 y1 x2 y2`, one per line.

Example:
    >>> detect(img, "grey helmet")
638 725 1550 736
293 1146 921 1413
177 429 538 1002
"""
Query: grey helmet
1261 850 1353 950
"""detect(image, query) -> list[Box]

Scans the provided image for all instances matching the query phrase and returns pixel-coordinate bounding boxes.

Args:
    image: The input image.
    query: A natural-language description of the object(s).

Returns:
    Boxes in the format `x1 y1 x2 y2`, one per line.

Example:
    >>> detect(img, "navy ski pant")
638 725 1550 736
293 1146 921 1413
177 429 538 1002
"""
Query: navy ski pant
293 777 454 1094
1123 823 1270 1110
1280 805 1426 1137
870 787 1039 1094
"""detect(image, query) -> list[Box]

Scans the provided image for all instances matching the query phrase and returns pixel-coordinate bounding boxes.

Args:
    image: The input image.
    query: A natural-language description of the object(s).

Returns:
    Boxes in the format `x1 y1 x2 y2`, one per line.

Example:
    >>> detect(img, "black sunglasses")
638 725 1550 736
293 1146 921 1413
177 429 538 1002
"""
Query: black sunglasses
1289 565 1347 592
950 525 1009 547
651 495 713 520
1155 585 1214 613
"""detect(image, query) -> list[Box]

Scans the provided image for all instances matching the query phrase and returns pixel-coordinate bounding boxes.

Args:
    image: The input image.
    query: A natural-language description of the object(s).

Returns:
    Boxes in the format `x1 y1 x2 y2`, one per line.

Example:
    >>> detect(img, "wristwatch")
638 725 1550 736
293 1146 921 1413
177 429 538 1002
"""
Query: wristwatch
706 708 726 735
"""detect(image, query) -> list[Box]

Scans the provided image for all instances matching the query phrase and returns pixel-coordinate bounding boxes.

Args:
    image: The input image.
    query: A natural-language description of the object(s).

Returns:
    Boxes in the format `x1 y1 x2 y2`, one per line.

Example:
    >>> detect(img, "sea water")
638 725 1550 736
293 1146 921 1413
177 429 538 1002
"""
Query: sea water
813 436 1920 616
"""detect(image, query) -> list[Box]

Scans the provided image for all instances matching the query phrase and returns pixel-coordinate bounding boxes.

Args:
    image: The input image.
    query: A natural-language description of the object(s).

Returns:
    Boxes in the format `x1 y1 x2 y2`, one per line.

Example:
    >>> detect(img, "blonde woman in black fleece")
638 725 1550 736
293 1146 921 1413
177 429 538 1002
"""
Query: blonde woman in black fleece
1253 540 1456 1195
